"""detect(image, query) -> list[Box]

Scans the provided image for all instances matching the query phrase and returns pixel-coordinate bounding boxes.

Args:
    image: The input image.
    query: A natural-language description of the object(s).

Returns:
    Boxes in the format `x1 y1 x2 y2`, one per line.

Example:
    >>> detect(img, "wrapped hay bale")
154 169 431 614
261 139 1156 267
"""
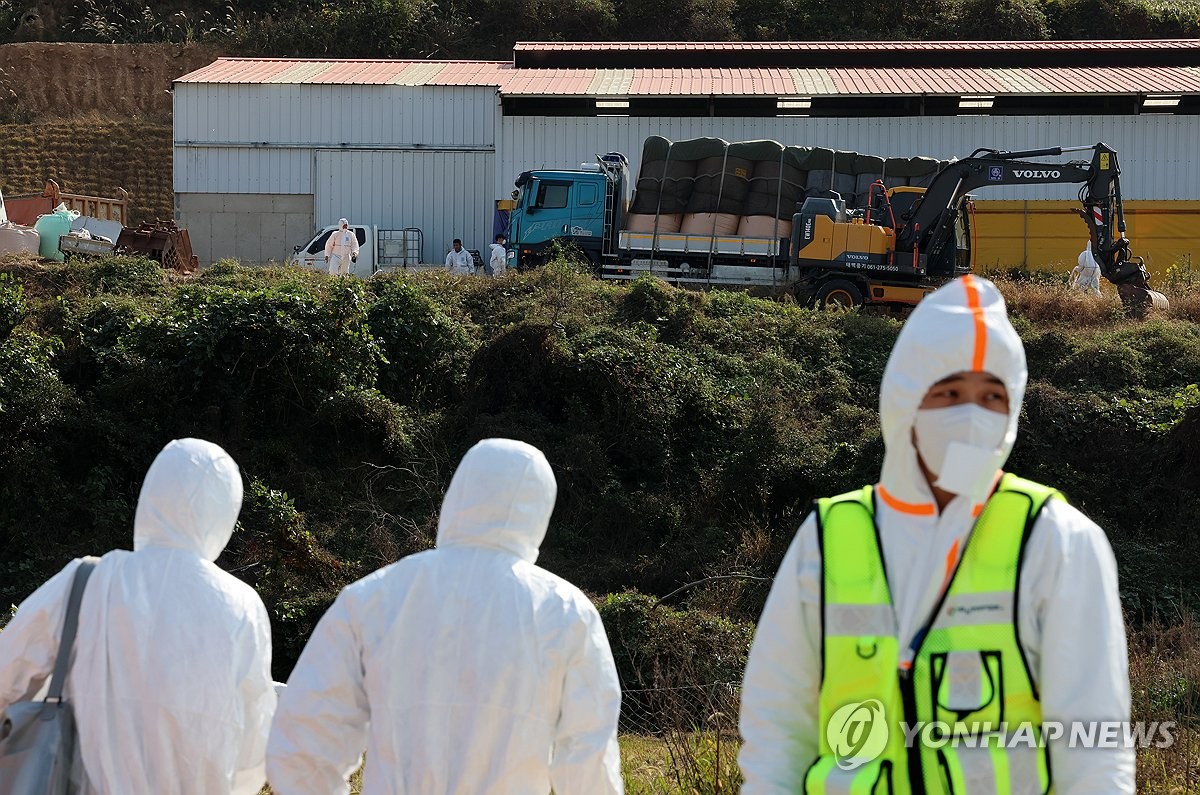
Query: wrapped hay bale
681 213 740 236
737 215 793 239
625 213 683 233
744 152 807 219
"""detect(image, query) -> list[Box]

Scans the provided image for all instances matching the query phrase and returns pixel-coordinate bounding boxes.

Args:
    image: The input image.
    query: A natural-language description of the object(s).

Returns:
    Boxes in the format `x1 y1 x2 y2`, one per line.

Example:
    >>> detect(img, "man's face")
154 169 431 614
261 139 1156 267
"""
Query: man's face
453 243 462 252
918 371 1009 415
341 223 348 230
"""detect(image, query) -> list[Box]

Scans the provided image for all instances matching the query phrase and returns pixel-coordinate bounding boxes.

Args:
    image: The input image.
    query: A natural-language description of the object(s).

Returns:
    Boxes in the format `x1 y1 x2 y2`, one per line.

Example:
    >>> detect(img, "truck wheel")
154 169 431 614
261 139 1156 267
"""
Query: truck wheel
815 279 864 309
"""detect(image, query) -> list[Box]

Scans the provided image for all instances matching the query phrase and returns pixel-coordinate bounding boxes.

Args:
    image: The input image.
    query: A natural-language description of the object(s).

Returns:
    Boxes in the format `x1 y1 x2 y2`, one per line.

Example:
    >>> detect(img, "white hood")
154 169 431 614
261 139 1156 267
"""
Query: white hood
133 438 244 562
436 438 556 563
878 275 1027 506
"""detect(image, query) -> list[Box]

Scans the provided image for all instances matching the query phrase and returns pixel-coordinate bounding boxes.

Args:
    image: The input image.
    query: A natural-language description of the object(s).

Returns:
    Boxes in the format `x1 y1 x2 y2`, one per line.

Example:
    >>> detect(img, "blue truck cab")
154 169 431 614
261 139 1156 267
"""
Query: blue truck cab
507 154 628 270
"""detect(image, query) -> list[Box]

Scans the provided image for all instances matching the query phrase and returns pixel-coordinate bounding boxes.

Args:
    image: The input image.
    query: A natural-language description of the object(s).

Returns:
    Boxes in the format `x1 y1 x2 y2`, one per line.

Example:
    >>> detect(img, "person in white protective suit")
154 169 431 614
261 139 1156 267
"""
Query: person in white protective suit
445 238 474 276
266 438 623 795
488 233 508 277
0 438 276 794
324 219 360 276
738 275 1132 794
1070 241 1103 296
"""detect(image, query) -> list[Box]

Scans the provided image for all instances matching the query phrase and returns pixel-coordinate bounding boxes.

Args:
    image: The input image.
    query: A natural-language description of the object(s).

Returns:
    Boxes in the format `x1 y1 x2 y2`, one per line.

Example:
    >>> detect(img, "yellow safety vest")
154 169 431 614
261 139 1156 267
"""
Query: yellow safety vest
805 473 1059 794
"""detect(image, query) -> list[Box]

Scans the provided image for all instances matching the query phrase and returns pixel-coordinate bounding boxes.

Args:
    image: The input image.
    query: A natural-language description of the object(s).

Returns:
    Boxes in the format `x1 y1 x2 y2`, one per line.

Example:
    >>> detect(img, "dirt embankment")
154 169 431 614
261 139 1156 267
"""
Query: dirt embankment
0 42 221 120
0 42 222 223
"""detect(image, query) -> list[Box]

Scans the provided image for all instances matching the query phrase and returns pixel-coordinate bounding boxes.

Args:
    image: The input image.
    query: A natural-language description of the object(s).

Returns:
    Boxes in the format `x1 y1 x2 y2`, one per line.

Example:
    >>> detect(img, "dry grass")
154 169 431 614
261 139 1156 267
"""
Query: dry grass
0 118 173 224
1132 617 1200 792
990 265 1200 327
251 620 1200 794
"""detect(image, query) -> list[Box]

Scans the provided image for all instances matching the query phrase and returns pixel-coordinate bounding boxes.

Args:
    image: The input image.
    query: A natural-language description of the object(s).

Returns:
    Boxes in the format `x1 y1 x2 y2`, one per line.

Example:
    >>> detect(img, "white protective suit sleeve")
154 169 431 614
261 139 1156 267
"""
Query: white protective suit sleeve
1020 499 1133 794
232 595 279 794
267 594 369 795
0 559 84 710
550 604 623 795
737 516 822 794
489 244 506 271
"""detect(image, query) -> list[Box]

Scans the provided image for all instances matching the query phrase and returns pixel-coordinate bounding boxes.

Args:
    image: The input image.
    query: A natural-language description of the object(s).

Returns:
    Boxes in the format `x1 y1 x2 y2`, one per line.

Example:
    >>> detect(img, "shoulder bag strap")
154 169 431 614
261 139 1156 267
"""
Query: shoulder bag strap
46 556 100 703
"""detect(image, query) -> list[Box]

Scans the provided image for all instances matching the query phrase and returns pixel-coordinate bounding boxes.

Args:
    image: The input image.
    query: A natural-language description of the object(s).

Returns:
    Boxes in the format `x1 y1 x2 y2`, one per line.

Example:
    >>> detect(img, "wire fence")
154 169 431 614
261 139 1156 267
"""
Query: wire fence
618 682 743 794
619 681 741 736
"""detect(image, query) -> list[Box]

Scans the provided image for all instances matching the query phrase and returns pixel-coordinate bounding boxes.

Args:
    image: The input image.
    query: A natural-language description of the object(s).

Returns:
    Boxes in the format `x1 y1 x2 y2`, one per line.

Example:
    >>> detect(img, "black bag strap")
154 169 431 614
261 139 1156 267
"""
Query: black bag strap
46 556 99 703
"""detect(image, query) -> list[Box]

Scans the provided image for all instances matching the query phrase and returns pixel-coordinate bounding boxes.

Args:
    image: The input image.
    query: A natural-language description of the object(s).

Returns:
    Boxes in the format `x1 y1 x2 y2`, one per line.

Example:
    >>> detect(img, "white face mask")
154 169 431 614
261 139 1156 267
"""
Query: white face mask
913 404 1010 495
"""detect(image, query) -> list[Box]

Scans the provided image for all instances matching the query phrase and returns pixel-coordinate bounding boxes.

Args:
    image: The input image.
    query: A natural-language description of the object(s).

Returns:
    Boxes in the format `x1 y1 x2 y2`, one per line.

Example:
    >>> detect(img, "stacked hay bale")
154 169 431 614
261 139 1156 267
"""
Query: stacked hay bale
625 135 950 242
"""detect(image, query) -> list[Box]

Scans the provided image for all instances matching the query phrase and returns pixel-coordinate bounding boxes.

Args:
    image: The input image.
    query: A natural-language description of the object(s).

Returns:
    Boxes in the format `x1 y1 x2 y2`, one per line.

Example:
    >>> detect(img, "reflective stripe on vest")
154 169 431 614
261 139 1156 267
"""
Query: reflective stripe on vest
806 473 1060 795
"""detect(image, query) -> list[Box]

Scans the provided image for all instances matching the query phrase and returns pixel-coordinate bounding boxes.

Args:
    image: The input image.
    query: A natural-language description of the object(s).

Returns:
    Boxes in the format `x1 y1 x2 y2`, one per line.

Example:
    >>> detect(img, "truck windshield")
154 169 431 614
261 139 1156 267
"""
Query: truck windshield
535 182 570 209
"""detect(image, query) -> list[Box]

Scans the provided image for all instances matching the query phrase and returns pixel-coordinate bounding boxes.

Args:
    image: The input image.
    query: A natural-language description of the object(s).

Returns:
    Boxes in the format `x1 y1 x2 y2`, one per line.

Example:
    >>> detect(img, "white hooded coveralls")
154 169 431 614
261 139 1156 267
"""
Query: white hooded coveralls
1071 242 1102 295
489 242 508 276
266 438 623 795
738 276 1133 794
445 246 474 276
0 438 276 795
325 222 360 276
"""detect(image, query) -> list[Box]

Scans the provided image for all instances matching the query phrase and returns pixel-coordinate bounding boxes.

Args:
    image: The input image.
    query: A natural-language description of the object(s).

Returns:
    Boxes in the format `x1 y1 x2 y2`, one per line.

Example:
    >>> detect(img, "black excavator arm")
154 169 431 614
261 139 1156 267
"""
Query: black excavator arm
895 144 1168 313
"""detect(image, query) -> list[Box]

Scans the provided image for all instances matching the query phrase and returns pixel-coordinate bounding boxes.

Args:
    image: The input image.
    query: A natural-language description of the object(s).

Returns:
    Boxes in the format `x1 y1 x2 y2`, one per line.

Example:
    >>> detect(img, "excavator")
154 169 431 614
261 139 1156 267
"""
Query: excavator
794 143 1169 313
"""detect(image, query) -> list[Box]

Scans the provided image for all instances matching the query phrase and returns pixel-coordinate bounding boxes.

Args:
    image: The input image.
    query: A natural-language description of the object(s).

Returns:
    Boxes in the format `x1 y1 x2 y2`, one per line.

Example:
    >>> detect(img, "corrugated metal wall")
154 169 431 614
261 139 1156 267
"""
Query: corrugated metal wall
497 115 1200 201
315 150 494 262
174 83 498 262
173 84 497 195
175 84 496 148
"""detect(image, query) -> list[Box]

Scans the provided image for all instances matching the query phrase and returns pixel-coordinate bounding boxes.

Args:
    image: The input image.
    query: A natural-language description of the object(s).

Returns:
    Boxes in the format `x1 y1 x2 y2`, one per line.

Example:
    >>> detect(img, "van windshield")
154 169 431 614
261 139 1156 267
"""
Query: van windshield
307 227 366 254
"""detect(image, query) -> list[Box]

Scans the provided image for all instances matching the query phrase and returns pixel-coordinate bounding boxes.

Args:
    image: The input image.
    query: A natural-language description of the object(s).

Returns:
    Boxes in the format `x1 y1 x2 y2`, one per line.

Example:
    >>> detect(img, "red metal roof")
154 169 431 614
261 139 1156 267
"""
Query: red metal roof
176 58 507 85
176 57 1200 98
499 68 598 94
1023 66 1200 94
427 61 514 86
628 68 797 96
828 68 1009 95
514 39 1200 52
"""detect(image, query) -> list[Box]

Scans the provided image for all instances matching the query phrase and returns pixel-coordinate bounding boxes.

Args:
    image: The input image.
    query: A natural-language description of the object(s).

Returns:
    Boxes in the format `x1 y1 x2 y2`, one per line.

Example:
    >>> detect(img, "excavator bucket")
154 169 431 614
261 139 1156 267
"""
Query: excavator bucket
1117 284 1170 316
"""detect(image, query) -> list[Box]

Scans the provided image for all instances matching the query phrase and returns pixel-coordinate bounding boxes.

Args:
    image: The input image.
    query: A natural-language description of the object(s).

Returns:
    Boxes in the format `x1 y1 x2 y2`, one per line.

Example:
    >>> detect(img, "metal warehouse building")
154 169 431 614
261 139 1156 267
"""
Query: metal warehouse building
174 39 1200 272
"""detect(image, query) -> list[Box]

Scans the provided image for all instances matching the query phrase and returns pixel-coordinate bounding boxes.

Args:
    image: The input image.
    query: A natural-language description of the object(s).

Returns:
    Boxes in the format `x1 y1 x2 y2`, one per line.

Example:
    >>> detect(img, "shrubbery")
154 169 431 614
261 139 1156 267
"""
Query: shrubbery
1 253 1198 679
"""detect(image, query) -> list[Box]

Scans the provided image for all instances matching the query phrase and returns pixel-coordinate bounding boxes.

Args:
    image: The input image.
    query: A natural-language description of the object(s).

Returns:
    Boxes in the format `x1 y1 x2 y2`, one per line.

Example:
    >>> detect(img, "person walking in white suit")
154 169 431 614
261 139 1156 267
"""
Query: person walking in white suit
0 438 276 794
266 438 624 795
324 219 359 276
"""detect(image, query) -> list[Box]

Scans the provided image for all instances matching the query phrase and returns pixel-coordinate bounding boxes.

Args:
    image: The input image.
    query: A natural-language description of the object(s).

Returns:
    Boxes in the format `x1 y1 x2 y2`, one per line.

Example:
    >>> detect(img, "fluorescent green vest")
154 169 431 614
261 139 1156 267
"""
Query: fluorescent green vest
805 473 1059 795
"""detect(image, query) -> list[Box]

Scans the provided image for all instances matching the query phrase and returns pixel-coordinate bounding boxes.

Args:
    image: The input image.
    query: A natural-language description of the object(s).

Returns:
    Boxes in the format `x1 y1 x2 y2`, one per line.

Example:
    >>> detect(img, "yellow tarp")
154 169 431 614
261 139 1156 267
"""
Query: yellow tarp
970 200 1200 281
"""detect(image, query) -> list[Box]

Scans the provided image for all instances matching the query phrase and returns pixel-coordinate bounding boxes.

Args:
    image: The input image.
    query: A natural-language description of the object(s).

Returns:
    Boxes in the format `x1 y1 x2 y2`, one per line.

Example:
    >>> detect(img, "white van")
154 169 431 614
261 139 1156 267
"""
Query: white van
289 225 424 277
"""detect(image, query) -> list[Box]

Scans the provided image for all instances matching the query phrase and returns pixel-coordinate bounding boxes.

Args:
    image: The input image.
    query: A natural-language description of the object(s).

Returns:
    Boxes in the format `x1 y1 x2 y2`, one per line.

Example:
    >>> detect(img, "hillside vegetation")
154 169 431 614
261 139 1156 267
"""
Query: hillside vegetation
0 119 174 222
3 0 1198 59
2 251 1198 652
2 252 1199 789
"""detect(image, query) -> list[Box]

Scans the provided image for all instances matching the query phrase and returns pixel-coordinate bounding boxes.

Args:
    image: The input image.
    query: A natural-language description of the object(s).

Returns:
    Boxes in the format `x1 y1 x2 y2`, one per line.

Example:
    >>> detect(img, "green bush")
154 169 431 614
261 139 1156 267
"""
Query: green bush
0 271 24 339
68 255 166 297
368 278 476 408
599 590 753 689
